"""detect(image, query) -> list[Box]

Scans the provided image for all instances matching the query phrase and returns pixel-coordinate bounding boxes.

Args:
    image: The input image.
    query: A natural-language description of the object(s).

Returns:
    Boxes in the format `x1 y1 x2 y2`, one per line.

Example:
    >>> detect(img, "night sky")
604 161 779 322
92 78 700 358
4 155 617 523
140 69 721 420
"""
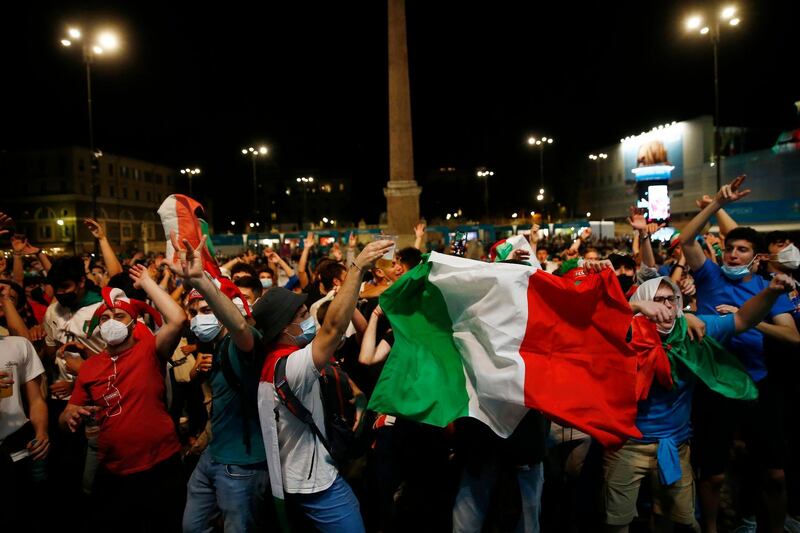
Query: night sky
2 1 798 226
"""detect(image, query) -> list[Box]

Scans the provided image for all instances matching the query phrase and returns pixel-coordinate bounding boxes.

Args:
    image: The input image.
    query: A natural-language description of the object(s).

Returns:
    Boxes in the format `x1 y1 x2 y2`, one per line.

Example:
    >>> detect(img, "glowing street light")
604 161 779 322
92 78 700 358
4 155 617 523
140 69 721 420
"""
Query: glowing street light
476 168 494 218
59 24 123 222
180 167 201 196
527 134 555 200
241 144 270 226
682 5 742 189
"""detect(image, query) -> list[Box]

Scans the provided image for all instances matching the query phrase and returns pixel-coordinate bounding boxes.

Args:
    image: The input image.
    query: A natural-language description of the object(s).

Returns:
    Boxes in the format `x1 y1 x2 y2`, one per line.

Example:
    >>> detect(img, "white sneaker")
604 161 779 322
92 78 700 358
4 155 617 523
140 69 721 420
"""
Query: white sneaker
785 515 800 533
732 517 757 533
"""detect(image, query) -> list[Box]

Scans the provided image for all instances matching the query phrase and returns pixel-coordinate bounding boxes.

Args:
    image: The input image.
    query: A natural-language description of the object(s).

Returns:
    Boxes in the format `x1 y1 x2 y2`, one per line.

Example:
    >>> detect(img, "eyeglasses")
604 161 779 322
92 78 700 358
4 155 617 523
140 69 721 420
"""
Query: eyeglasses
653 295 679 305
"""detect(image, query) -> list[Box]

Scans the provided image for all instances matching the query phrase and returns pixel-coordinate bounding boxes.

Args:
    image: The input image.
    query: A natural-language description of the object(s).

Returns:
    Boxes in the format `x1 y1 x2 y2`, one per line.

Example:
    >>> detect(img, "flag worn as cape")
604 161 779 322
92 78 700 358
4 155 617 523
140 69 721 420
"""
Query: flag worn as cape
368 252 644 448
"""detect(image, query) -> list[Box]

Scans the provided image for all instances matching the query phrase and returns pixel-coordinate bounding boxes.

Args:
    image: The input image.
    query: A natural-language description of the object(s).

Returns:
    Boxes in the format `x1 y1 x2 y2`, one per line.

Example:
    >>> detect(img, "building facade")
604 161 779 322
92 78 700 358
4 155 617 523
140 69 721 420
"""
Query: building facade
1 147 176 254
576 116 800 232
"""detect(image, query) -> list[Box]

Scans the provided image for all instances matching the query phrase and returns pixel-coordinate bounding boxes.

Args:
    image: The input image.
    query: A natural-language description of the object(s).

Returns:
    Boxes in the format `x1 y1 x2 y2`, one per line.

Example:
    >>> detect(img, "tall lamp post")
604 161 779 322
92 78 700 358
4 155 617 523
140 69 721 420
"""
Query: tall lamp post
241 146 269 225
527 135 554 209
476 168 494 219
180 167 201 197
60 26 121 221
296 176 314 229
684 5 741 190
588 153 608 220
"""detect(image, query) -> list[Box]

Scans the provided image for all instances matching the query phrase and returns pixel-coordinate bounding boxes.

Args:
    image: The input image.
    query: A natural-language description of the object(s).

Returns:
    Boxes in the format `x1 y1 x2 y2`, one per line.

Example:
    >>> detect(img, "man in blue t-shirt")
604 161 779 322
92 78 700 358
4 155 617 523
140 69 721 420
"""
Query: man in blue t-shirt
170 237 268 533
679 176 800 533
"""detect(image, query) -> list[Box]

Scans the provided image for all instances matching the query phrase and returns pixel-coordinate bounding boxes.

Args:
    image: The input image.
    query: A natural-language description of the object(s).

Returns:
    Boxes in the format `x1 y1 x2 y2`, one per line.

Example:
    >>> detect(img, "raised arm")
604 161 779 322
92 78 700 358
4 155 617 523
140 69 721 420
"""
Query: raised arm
733 274 797 342
312 240 393 370
413 222 426 251
297 232 314 289
129 264 186 360
696 195 738 237
627 208 661 268
84 219 122 277
358 305 392 366
10 235 40 286
169 233 253 352
679 175 751 271
266 249 294 278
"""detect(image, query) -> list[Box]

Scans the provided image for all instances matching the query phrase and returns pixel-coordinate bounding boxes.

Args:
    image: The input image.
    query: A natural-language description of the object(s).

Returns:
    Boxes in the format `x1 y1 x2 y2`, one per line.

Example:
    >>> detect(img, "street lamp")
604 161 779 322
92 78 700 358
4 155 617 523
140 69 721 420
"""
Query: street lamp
241 145 269 226
683 5 741 189
179 167 201 197
296 176 314 228
60 25 122 222
527 135 554 202
476 168 494 218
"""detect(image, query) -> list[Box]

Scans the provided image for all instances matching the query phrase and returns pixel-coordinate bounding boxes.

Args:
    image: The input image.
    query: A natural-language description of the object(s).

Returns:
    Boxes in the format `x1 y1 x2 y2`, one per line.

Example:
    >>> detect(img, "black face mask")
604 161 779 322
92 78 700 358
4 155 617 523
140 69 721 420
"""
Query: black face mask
617 275 635 294
55 291 79 309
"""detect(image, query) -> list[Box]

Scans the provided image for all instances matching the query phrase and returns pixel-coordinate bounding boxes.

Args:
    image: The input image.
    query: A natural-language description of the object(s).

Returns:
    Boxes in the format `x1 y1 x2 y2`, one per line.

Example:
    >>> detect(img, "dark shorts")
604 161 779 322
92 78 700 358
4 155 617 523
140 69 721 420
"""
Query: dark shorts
693 376 786 477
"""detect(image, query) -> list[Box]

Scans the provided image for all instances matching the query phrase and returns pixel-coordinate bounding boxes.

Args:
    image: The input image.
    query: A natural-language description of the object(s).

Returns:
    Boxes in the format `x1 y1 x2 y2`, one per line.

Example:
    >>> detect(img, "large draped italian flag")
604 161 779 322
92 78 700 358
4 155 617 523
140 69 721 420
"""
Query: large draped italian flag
369 252 644 447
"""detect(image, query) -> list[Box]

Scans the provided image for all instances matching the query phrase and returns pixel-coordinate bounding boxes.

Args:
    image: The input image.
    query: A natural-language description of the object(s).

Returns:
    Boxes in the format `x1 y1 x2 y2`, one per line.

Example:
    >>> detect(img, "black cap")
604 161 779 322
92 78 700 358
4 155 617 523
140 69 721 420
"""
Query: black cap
251 287 308 344
608 253 636 271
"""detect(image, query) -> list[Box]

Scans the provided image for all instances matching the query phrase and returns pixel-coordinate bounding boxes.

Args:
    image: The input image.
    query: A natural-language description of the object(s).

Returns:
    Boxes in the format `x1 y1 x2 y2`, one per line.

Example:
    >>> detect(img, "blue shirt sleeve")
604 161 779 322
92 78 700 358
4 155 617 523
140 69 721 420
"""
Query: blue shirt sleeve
283 275 300 291
769 292 795 320
696 313 736 345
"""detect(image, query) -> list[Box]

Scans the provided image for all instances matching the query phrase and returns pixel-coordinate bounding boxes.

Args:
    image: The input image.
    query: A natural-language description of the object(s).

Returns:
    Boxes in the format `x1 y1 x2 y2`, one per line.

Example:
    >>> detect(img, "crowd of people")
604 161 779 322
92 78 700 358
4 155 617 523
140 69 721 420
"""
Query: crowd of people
0 175 799 533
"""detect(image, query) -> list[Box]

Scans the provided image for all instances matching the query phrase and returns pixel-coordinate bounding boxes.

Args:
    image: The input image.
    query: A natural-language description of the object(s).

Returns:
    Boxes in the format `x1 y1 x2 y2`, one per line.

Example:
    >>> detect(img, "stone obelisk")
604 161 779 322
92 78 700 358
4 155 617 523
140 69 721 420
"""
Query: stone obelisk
385 0 421 239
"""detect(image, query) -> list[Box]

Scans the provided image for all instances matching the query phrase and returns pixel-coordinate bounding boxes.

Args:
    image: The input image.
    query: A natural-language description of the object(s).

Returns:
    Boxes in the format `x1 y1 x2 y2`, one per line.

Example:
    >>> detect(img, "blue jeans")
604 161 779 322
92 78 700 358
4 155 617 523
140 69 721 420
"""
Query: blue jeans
288 475 365 533
452 460 544 533
183 449 268 533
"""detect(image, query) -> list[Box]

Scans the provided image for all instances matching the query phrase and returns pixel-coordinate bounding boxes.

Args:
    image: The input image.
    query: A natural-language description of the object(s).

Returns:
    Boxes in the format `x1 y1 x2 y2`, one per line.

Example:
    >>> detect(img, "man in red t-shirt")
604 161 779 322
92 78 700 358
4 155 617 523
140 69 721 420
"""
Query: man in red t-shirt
59 264 187 533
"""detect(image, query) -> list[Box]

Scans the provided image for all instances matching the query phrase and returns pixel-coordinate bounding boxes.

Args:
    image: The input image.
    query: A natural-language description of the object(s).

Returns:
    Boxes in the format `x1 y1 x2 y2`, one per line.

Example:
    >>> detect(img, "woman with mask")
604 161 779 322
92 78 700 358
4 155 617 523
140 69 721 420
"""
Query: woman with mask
58 264 186 533
603 273 795 533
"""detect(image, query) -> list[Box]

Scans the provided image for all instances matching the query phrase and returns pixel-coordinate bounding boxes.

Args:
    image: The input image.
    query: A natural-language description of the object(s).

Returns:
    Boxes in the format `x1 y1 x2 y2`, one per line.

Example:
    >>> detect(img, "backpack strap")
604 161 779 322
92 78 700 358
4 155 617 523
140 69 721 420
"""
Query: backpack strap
274 356 333 458
219 336 256 455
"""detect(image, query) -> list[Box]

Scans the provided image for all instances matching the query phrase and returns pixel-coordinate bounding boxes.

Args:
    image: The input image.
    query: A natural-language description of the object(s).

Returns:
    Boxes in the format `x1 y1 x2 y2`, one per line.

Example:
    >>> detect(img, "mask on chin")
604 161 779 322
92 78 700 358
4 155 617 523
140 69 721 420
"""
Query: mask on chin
721 256 757 281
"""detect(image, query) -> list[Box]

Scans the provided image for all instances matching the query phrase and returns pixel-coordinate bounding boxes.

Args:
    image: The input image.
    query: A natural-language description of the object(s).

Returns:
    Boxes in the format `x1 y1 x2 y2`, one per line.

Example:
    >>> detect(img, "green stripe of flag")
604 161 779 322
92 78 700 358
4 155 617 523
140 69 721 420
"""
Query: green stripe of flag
369 257 470 426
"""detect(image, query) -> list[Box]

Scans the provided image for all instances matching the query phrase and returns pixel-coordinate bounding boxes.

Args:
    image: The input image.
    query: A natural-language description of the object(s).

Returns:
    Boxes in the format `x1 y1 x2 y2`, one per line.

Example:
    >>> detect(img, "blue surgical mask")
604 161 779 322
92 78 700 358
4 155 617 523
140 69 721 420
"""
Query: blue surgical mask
261 278 273 289
190 313 222 343
288 316 317 346
721 256 757 281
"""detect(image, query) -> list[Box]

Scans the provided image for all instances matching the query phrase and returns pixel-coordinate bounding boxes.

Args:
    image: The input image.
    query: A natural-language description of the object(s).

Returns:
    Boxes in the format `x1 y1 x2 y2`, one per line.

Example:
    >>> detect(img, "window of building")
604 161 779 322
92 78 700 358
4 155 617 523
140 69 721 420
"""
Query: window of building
122 225 132 239
123 188 128 199
146 191 151 201
38 224 53 241
135 190 140 201
108 163 114 176
339 183 345 192
121 165 129 178
109 185 115 197
133 169 140 180
155 173 163 184
144 171 152 183
35 207 56 220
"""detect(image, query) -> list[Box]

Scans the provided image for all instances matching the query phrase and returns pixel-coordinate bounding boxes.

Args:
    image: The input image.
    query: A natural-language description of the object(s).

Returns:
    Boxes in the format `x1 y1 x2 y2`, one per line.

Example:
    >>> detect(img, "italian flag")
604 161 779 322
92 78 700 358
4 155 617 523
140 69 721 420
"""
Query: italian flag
369 252 644 447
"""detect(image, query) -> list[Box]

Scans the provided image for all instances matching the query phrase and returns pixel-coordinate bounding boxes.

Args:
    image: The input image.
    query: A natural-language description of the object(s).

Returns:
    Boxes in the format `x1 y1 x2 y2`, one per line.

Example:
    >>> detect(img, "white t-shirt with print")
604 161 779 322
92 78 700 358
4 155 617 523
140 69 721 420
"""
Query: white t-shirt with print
274 343 337 494
42 300 106 399
0 335 45 452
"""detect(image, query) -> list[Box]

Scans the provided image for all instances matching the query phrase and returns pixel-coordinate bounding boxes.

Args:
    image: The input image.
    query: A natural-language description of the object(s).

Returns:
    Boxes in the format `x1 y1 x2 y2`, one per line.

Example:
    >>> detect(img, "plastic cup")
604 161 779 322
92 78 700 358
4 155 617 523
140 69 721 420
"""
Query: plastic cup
373 234 397 271
0 371 12 399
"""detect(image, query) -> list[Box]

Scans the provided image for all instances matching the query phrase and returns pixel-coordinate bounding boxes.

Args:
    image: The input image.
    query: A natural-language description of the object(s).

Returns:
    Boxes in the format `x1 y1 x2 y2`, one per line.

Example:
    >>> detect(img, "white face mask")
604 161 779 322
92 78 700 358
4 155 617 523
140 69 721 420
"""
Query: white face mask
100 319 132 346
775 244 800 270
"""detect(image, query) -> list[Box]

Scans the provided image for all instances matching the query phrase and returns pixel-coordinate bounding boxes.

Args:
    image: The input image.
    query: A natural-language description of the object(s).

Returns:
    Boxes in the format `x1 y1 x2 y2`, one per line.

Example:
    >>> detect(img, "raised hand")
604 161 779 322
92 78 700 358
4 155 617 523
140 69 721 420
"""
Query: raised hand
0 212 13 237
11 234 39 256
529 224 540 244
685 313 707 342
627 207 648 232
348 232 357 249
354 240 394 271
768 272 798 293
579 227 592 241
582 259 614 274
510 249 530 262
715 175 751 206
129 263 154 289
695 194 714 210
168 231 207 281
414 222 426 239
304 232 315 250
83 218 106 240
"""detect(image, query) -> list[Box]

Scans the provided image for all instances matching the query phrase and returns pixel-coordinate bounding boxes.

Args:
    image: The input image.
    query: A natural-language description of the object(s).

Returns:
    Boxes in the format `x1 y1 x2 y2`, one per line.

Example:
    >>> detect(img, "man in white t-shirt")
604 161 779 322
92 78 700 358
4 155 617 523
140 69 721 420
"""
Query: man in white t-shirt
255 239 393 532
0 334 50 531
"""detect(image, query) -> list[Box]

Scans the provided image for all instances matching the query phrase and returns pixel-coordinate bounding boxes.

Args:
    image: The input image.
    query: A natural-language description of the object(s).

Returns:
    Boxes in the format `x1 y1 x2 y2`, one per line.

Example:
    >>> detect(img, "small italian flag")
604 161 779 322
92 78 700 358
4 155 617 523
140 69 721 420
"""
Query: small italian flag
369 252 644 447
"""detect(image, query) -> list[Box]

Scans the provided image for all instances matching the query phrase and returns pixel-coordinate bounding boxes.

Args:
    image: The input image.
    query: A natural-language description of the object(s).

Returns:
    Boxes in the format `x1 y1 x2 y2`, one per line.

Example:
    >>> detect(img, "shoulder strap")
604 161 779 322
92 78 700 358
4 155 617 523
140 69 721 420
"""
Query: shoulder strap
274 356 333 457
219 336 255 455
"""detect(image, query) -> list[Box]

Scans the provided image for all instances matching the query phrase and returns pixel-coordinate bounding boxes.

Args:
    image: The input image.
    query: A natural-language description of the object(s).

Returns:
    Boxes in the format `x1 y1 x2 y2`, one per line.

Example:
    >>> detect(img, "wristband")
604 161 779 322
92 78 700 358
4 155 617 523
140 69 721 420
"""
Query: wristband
350 262 363 274
673 264 685 270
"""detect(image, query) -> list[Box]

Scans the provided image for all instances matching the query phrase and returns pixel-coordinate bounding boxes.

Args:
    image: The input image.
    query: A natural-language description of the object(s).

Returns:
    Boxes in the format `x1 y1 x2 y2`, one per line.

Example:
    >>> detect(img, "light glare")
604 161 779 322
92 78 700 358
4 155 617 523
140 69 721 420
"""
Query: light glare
686 16 702 30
